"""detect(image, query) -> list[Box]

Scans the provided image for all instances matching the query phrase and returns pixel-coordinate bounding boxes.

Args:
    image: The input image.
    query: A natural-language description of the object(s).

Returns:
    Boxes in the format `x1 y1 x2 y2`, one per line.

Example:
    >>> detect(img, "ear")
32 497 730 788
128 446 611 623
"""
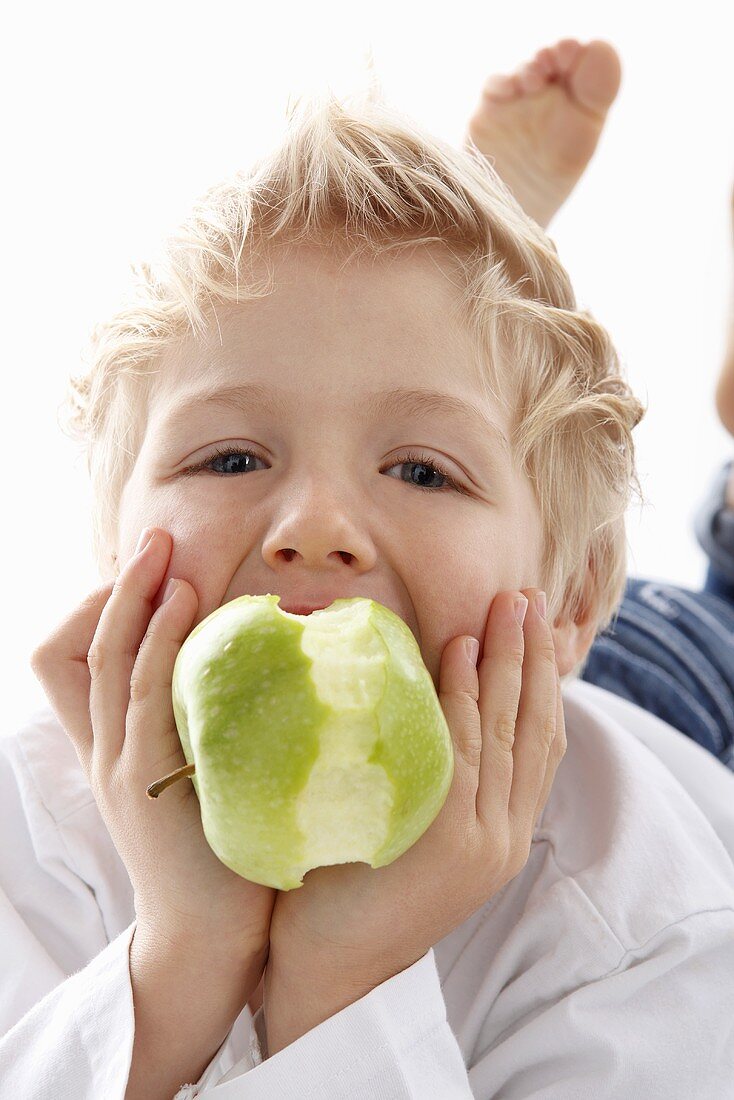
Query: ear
549 561 600 676
551 611 598 676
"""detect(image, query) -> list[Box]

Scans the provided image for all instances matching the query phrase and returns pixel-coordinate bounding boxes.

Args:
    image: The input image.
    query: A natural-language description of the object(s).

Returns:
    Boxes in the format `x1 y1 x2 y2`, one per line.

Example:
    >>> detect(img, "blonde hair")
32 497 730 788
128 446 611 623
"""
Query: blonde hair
60 87 645 646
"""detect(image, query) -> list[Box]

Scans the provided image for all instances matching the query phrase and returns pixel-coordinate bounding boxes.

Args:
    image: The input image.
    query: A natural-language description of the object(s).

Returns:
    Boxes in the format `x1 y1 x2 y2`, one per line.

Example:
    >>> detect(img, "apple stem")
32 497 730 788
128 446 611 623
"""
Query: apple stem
146 763 196 799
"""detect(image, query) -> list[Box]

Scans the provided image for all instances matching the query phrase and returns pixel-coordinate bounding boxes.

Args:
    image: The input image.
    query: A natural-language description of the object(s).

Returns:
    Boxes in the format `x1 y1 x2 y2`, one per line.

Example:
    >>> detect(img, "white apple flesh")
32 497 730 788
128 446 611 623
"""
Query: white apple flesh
171 595 454 890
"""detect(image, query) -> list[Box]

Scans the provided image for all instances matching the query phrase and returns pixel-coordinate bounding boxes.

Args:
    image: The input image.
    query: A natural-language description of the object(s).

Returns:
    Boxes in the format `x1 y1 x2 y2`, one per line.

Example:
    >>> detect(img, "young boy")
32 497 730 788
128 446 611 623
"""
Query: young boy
1 40 733 1100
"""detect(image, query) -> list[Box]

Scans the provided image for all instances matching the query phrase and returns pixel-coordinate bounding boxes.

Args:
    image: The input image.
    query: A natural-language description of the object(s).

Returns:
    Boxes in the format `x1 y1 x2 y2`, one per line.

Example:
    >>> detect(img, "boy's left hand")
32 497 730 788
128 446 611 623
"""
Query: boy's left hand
263 588 566 1051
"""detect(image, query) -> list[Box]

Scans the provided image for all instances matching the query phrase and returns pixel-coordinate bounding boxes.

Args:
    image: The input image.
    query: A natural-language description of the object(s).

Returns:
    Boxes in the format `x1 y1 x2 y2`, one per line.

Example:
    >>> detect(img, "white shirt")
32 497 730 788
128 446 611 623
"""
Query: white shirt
1 678 733 1099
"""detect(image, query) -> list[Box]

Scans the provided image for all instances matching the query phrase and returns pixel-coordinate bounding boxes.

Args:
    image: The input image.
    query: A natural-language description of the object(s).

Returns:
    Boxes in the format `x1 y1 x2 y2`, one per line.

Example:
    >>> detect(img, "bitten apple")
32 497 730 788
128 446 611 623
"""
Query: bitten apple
170 595 454 890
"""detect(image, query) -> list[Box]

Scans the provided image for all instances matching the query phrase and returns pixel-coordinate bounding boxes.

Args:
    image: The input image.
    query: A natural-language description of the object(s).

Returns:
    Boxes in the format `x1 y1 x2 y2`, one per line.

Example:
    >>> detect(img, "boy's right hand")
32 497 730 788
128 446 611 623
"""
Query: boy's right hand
30 528 277 972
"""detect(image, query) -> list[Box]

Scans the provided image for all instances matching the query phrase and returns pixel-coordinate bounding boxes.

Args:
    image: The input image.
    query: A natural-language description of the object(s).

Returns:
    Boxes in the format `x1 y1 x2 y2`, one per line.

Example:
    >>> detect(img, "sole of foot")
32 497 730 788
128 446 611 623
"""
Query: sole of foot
464 38 622 229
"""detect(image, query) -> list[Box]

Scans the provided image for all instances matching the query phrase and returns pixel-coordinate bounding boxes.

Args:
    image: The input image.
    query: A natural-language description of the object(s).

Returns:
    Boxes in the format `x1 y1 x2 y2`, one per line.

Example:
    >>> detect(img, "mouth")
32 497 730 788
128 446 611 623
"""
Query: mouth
279 605 328 616
277 601 332 616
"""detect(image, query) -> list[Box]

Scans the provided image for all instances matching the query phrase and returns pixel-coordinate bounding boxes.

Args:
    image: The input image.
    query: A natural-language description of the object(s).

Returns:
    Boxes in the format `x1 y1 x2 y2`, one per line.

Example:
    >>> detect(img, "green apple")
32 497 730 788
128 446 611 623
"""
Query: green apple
170 595 454 890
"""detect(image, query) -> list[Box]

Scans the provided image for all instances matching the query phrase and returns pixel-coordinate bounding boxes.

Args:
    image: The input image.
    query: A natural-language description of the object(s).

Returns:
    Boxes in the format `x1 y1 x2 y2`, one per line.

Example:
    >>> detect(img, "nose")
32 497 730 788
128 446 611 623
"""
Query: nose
262 493 377 576
280 548 354 565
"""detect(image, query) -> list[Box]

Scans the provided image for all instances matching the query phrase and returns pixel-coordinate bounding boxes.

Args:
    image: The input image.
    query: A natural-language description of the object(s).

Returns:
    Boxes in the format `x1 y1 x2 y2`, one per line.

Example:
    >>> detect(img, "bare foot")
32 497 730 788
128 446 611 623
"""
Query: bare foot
463 38 622 229
716 184 734 443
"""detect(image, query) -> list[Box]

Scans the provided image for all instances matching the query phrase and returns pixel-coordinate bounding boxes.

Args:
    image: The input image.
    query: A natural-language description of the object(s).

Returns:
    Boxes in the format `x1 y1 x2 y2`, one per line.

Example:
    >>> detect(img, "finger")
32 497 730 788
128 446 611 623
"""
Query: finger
88 528 173 771
533 667 567 832
475 591 527 830
29 581 115 777
507 590 558 836
437 633 482 828
123 576 199 789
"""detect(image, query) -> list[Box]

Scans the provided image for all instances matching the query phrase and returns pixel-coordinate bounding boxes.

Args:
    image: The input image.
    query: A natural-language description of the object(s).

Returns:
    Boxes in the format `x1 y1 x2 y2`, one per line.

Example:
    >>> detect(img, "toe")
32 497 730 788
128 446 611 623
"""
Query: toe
533 47 557 79
552 38 584 73
569 39 622 117
482 72 521 102
517 60 548 95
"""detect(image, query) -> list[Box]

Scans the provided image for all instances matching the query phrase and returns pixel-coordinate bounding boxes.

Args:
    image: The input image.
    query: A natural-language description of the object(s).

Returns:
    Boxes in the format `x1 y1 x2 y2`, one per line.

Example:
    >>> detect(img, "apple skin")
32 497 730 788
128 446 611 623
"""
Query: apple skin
171 595 454 890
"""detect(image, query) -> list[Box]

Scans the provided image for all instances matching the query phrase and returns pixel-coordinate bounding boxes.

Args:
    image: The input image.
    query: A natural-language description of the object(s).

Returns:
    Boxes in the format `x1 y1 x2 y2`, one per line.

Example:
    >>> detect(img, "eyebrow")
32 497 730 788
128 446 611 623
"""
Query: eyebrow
164 382 510 461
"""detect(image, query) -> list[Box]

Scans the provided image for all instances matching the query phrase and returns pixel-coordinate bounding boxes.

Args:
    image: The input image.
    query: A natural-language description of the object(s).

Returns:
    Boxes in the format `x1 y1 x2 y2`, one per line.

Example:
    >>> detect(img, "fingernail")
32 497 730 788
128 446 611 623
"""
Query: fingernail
163 578 179 603
465 637 480 665
514 596 529 627
535 591 547 620
135 528 154 556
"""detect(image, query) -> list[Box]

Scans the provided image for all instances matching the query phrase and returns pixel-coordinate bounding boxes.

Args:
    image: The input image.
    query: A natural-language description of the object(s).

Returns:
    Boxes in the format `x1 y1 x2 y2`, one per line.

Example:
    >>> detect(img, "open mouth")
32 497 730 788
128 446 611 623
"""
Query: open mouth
279 604 329 616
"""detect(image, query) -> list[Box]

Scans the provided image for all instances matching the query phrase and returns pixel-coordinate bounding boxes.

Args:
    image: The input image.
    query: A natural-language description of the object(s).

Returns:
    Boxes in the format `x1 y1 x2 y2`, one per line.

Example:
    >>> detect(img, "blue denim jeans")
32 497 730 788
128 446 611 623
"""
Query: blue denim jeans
581 460 734 772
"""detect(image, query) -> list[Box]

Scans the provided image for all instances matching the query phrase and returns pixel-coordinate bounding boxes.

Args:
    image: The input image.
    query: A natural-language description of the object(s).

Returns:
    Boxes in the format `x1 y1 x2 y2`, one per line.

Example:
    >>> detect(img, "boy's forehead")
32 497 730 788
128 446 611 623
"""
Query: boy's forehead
220 237 473 332
158 241 481 384
148 238 511 438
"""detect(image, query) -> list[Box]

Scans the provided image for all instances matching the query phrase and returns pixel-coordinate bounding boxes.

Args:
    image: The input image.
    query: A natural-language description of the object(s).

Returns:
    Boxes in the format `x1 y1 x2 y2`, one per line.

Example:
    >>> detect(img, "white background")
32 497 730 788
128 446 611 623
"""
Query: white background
3 0 734 733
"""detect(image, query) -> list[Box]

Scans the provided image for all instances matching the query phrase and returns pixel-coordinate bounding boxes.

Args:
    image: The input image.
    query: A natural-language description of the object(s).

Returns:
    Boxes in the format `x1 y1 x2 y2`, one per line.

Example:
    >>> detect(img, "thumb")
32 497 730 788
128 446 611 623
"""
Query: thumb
30 581 116 777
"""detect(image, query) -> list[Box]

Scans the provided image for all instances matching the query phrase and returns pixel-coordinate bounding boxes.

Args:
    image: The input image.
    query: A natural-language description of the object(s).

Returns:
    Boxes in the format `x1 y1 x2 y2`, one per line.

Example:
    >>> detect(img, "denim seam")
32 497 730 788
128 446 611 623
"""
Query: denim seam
606 597 734 731
636 579 734 628
635 584 734 721
668 586 734 643
583 640 726 756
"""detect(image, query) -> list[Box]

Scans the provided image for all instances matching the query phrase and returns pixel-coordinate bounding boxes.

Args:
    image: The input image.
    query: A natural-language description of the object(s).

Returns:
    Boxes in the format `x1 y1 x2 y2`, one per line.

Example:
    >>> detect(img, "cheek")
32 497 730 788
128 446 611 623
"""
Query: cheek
412 504 543 687
155 521 239 619
119 481 242 618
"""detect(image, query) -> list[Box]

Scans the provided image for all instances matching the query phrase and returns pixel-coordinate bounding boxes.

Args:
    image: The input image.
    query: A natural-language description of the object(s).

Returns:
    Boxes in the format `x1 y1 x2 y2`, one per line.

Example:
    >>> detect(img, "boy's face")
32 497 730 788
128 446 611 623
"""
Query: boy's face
118 241 574 688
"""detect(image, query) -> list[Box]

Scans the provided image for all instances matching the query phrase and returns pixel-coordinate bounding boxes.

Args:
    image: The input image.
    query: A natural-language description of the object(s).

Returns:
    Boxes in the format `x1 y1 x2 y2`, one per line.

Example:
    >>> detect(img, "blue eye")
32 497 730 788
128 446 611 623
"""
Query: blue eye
185 446 463 494
196 448 263 476
385 450 461 493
